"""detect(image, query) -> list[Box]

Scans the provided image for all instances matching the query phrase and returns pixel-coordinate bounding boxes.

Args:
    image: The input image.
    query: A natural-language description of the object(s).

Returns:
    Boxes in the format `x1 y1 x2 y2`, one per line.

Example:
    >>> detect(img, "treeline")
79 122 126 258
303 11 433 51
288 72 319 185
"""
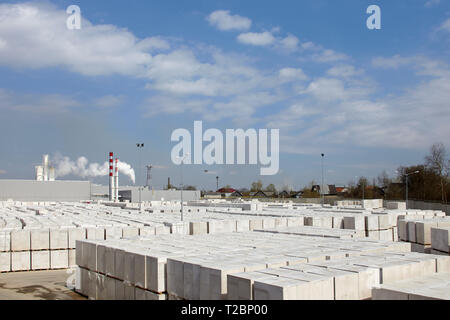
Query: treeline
345 143 450 203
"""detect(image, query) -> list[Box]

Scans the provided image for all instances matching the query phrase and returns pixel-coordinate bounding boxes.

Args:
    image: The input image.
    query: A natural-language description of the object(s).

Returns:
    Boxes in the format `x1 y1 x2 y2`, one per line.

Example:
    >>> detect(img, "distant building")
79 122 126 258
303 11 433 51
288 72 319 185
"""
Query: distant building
312 184 337 196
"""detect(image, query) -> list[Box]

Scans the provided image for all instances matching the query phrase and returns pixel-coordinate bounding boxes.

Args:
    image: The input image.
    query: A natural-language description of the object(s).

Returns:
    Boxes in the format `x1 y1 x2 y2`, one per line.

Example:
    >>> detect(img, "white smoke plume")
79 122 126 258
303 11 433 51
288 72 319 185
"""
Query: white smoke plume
52 153 136 184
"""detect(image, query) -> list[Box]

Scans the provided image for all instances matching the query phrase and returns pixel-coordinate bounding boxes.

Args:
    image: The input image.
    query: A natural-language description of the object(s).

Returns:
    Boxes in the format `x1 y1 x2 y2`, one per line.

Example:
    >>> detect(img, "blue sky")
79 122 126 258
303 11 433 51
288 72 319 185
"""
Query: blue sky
0 0 449 191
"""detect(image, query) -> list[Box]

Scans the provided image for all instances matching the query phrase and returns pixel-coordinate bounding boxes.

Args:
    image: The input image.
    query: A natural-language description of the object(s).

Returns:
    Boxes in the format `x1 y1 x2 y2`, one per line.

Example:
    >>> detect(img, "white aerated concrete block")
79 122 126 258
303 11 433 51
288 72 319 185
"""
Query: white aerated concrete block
50 229 68 250
253 277 301 300
88 270 97 300
167 258 184 297
330 264 380 300
11 230 31 251
105 246 115 277
416 221 437 245
133 252 147 289
332 216 344 229
114 248 125 280
124 251 136 284
31 251 50 270
80 268 89 297
135 287 146 300
365 216 378 231
431 227 450 253
398 220 408 241
155 226 170 234
87 228 104 240
11 251 30 271
114 279 125 300
51 250 69 269
344 216 365 230
31 229 49 250
105 276 116 300
146 255 168 293
262 218 276 229
0 252 11 272
0 233 10 252
379 229 393 241
75 240 83 268
69 228 86 249
407 222 416 243
189 222 208 235
96 274 106 300
122 226 139 238
69 249 76 267
202 264 245 300
236 220 250 232
124 282 135 300
287 217 303 227
249 219 263 230
96 245 106 274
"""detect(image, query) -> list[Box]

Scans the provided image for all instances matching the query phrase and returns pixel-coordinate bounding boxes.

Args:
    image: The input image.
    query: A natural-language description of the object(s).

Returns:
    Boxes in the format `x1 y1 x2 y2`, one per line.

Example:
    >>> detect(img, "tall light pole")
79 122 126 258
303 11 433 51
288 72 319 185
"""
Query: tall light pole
362 179 365 208
136 143 144 211
177 153 190 222
216 176 219 191
321 153 325 207
405 170 420 209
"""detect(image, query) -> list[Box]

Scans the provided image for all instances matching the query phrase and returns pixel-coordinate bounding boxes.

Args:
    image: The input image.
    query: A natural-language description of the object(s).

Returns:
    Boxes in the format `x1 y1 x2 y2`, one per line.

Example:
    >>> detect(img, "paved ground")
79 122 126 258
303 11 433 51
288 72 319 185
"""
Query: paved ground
0 270 86 300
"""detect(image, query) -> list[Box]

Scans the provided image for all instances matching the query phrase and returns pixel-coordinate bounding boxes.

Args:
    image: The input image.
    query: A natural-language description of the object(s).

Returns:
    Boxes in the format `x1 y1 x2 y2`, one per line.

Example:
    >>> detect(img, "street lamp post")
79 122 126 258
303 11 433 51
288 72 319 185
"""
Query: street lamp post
405 170 420 210
216 176 219 191
362 179 365 209
177 154 190 222
136 143 144 211
321 153 325 207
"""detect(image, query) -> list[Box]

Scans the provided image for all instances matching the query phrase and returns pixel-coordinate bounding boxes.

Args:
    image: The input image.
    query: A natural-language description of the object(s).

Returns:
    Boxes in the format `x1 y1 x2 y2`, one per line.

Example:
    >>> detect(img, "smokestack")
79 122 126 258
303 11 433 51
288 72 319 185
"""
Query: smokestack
109 152 113 201
115 158 119 202
43 155 49 181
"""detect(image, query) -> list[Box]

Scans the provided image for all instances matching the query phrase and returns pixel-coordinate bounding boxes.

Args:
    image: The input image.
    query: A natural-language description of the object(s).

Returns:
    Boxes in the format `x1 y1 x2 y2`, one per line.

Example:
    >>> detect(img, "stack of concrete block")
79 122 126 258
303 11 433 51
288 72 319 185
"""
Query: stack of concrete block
398 217 450 254
372 273 450 300
75 230 415 300
230 252 450 300
431 227 450 255
385 201 407 210
253 226 363 239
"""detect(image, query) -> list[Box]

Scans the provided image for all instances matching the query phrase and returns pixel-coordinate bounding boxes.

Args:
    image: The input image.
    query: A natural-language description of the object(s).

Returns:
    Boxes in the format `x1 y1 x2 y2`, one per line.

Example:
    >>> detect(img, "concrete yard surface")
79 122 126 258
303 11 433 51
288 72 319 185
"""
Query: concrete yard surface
0 270 86 300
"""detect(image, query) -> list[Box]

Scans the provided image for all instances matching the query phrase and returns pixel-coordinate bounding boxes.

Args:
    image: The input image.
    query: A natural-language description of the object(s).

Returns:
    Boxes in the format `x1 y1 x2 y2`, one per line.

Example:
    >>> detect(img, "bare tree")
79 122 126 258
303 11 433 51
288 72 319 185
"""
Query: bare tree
377 170 391 188
425 142 448 203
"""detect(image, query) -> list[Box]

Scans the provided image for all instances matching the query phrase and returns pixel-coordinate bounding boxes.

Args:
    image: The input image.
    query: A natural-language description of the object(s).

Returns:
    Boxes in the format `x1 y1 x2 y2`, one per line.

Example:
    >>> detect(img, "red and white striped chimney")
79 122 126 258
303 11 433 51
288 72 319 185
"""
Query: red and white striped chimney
115 158 119 202
109 152 114 201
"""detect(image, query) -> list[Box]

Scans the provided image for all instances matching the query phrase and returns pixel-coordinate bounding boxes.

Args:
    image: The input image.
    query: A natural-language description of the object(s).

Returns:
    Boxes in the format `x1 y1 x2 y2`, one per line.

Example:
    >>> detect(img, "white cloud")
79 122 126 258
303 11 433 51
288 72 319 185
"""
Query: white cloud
438 18 450 32
327 65 363 78
237 31 276 46
94 95 124 108
279 34 299 51
0 88 80 113
279 68 308 82
312 49 349 63
0 2 168 77
301 78 372 102
425 0 440 7
207 10 251 31
269 56 450 154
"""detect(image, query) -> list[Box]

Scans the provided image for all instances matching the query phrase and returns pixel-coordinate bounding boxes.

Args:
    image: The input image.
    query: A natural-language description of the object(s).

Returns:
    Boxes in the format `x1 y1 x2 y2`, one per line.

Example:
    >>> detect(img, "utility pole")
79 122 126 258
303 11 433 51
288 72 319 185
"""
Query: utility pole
136 143 144 211
321 153 325 207
177 154 190 222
